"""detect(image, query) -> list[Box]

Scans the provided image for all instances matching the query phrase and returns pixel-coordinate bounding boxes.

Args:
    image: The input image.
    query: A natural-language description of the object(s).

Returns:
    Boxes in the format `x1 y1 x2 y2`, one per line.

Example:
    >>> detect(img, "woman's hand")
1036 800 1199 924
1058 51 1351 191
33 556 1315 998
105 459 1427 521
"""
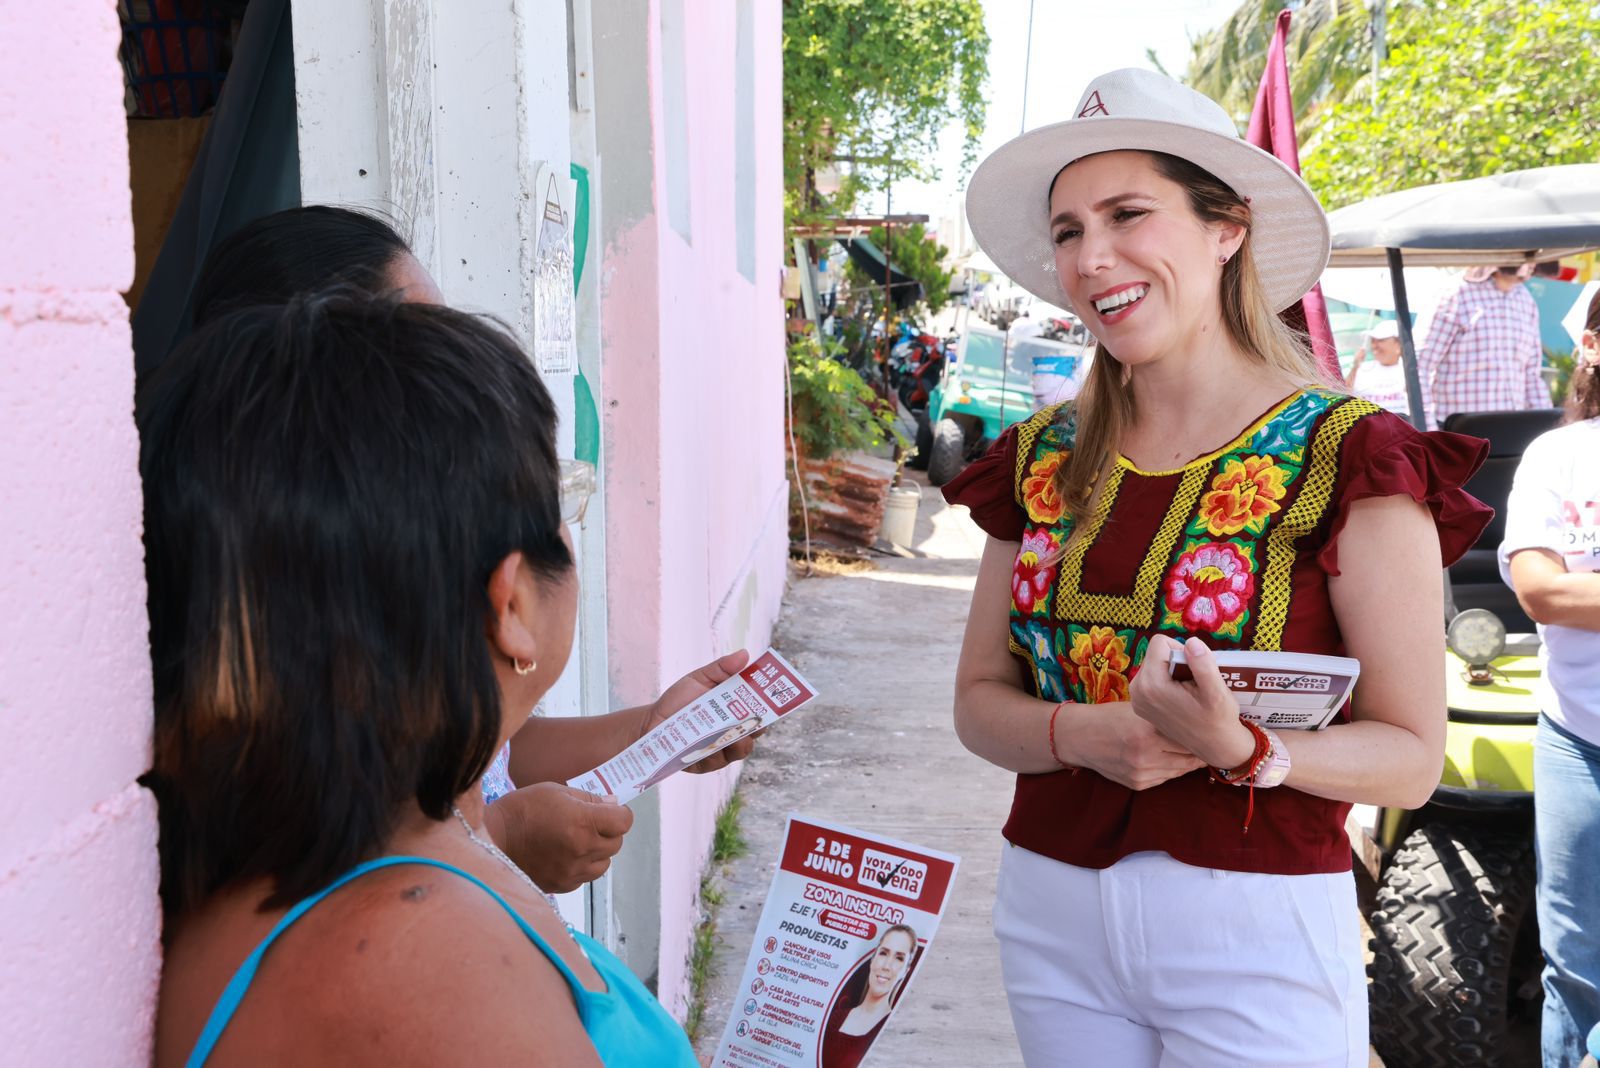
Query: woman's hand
1128 635 1255 771
640 649 762 772
1055 701 1206 791
488 782 634 894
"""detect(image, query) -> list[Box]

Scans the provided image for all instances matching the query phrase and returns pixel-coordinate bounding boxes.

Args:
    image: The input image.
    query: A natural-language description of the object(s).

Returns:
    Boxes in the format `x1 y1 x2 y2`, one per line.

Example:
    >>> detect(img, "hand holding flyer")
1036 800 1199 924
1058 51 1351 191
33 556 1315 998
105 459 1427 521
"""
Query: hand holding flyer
711 816 960 1068
567 649 817 804
1169 649 1360 730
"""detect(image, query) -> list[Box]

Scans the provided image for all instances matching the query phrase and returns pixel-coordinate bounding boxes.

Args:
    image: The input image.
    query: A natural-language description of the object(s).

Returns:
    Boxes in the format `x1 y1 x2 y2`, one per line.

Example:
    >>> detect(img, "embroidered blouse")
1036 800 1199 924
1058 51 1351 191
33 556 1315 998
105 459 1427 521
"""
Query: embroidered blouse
943 389 1492 875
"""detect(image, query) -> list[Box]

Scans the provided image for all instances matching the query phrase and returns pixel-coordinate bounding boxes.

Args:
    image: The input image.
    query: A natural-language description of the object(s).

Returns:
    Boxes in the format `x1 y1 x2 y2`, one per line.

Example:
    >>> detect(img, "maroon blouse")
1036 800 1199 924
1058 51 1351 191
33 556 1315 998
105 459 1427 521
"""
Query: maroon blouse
943 390 1491 875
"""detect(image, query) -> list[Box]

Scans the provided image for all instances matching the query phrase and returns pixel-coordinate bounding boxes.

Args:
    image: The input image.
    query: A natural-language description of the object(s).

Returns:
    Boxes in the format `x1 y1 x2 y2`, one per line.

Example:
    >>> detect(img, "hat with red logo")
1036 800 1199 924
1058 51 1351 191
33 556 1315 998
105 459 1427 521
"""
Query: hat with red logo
964 68 1330 314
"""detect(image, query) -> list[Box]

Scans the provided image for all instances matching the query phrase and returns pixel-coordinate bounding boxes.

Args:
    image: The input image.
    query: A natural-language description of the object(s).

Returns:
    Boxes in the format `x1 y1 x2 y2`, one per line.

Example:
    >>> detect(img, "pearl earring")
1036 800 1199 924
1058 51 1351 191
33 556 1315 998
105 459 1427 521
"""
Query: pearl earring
514 658 538 676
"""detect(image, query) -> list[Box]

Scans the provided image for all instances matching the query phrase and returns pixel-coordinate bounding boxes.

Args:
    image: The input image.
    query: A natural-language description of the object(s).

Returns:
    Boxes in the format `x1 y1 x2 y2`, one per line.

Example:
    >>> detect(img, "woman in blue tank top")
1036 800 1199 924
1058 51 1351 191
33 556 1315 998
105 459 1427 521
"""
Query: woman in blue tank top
140 295 696 1066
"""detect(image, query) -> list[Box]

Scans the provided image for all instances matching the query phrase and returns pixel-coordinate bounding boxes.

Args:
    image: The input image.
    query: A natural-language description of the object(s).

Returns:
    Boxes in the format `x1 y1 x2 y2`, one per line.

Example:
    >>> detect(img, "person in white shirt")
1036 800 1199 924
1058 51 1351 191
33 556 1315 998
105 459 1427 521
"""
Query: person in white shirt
1345 319 1412 417
1500 284 1600 1068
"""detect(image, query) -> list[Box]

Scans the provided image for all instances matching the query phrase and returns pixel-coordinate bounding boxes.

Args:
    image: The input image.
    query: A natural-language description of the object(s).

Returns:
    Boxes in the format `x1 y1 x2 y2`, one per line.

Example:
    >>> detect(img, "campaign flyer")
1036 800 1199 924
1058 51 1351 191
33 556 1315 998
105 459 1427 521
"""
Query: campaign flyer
567 649 817 804
711 815 960 1068
1169 649 1360 730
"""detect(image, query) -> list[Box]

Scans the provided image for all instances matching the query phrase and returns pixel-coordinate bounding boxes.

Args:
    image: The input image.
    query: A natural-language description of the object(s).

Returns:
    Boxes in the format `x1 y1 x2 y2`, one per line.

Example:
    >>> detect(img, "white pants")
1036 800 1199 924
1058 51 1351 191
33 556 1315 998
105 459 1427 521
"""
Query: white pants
993 845 1367 1067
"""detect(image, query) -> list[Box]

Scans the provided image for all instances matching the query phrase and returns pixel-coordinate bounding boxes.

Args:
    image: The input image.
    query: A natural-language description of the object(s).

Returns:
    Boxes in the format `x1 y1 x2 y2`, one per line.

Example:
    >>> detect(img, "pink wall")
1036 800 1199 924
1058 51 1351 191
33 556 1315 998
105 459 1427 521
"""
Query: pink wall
601 0 788 1017
0 1 163 1063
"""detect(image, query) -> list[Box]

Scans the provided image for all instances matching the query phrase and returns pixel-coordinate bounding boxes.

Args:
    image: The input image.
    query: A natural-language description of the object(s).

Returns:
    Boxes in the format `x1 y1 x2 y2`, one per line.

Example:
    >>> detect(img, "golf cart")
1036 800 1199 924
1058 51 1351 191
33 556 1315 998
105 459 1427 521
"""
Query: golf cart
914 323 1088 486
1328 163 1600 1067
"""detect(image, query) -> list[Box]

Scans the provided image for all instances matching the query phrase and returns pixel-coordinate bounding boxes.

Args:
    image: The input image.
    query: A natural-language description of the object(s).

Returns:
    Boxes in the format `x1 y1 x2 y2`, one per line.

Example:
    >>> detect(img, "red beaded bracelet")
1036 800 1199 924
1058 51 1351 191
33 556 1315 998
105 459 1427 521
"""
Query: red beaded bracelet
1209 717 1274 834
1210 717 1273 785
1047 702 1079 773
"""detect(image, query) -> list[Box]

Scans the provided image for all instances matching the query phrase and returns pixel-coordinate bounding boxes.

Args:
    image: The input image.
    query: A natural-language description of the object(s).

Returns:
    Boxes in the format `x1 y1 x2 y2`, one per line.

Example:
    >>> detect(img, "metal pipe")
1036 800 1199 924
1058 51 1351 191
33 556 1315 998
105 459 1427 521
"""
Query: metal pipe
1386 247 1429 429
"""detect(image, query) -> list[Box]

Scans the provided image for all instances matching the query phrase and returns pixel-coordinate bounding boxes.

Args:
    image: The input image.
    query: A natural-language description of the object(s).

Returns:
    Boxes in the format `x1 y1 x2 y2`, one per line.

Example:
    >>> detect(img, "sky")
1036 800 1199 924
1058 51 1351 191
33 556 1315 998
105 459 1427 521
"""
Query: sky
859 0 1243 224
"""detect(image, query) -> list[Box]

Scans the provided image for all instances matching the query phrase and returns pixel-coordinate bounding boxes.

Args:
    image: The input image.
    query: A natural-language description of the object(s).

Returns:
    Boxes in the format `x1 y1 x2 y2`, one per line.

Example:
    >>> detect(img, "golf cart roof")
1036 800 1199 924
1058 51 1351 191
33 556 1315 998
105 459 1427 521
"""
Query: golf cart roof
1327 163 1600 267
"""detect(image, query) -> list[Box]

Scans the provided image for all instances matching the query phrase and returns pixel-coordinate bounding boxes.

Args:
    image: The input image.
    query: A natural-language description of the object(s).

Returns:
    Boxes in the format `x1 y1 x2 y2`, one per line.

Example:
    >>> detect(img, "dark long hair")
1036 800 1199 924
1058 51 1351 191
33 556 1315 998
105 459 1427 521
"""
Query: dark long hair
138 294 572 915
1567 286 1600 424
193 205 412 326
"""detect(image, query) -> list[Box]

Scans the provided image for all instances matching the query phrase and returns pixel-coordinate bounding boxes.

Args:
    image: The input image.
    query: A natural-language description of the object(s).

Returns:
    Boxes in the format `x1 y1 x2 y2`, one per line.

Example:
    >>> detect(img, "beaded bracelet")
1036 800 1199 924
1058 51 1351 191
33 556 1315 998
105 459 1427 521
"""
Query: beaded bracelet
1210 718 1273 785
1209 717 1274 834
1047 702 1079 774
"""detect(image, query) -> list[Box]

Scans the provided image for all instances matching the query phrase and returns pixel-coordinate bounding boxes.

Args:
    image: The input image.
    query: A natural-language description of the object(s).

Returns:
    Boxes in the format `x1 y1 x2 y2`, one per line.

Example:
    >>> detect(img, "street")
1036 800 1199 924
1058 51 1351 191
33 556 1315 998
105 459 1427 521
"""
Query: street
694 470 1023 1064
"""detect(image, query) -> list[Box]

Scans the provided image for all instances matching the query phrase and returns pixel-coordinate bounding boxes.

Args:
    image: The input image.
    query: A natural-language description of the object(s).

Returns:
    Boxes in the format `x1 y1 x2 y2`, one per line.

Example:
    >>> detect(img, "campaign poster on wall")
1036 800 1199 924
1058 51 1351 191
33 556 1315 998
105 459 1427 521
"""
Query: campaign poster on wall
711 815 960 1068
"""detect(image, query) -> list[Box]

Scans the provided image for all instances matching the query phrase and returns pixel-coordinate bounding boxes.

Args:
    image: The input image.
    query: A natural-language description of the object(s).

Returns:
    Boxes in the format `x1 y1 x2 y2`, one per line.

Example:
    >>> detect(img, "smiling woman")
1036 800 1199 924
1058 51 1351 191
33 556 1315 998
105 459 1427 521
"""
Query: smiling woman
940 67 1493 1067
819 924 920 1068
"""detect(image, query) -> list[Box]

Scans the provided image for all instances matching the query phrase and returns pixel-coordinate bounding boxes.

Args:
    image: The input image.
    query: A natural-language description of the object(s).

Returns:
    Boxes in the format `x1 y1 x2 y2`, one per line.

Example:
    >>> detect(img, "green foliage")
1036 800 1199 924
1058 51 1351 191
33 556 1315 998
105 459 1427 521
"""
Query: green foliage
843 223 954 315
1302 0 1600 209
786 337 906 460
784 0 990 225
684 793 747 1044
711 794 749 863
1183 0 1373 136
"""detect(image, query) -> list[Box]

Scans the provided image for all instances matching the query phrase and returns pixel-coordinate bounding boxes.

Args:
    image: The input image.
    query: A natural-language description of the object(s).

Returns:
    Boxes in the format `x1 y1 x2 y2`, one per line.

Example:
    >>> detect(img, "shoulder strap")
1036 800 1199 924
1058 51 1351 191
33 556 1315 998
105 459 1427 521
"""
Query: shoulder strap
185 856 585 1067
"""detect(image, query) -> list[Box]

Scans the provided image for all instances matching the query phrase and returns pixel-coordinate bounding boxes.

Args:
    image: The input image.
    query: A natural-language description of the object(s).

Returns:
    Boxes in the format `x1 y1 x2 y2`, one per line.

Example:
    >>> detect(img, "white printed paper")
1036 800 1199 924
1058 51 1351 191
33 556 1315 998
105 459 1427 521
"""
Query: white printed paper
567 649 817 804
711 815 960 1068
1170 649 1360 730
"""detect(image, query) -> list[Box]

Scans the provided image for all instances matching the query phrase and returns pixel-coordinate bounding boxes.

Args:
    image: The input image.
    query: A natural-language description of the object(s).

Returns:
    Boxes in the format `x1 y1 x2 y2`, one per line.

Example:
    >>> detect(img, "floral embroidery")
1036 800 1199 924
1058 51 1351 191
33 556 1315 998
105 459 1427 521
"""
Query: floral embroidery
1013 529 1059 615
1013 619 1069 702
1198 455 1289 536
1251 391 1328 459
1068 625 1132 704
1022 450 1066 525
1164 541 1257 635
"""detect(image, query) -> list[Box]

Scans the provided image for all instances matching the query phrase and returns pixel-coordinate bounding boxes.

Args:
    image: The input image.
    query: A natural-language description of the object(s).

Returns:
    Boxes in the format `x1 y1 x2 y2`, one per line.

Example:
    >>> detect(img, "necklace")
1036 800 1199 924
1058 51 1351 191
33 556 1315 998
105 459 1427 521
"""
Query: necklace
450 804 580 946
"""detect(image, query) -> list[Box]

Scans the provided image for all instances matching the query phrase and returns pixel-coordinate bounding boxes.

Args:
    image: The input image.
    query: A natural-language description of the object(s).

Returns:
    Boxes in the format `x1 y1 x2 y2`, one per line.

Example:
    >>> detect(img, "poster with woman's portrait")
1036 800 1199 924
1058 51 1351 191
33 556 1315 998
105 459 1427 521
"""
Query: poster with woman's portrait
817 924 923 1067
710 816 959 1068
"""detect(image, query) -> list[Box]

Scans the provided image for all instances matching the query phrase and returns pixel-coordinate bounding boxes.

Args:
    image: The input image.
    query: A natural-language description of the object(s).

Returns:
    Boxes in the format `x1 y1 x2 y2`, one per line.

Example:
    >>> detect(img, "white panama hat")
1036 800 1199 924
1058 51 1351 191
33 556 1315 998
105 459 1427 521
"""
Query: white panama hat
964 68 1331 314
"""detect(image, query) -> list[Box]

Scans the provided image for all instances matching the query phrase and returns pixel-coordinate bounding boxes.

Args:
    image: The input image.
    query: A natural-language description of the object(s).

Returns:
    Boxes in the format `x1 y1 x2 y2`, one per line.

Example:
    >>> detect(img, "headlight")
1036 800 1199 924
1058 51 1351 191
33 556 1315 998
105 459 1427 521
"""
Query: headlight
1447 608 1507 684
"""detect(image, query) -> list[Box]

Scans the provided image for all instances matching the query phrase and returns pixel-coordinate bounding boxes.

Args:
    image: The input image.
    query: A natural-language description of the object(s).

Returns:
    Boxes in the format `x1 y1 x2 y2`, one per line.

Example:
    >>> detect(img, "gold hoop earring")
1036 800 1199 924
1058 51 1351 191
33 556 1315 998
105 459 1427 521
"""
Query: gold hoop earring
514 658 537 677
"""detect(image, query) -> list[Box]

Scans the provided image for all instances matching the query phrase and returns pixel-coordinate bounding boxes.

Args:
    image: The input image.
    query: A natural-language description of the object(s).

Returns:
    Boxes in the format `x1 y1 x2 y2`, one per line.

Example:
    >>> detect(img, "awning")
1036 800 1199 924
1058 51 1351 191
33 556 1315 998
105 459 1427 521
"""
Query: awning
1328 163 1600 267
838 236 924 310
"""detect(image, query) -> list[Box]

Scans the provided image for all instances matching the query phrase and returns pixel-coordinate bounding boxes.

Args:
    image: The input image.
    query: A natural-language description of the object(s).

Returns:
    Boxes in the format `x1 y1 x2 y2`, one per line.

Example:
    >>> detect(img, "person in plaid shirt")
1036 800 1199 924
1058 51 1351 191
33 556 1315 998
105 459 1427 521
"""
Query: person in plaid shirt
1418 266 1550 428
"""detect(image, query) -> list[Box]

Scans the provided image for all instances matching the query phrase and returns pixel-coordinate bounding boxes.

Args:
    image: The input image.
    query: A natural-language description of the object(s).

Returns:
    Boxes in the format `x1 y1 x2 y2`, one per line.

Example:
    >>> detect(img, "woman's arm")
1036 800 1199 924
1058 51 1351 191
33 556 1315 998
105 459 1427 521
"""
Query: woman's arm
1510 549 1600 630
954 536 1202 788
506 650 754 786
506 710 653 787
1282 495 1449 809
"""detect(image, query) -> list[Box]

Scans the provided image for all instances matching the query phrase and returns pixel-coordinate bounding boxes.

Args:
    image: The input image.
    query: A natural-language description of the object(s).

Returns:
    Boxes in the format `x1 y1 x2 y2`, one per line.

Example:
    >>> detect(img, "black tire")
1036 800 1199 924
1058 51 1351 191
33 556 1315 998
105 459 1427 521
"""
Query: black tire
1368 822 1540 1068
927 418 966 486
908 409 932 471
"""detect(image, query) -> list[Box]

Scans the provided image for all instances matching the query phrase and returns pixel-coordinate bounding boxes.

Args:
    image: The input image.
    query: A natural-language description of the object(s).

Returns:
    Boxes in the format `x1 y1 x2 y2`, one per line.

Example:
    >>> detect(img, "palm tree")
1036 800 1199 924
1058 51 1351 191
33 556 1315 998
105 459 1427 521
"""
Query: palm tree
1175 0 1380 143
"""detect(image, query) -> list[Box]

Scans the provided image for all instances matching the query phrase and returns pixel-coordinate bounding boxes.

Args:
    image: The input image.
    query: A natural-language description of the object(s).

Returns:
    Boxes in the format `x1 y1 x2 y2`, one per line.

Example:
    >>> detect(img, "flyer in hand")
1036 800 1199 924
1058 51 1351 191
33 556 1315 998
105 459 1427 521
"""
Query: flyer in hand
1169 649 1360 731
567 649 817 804
711 815 960 1068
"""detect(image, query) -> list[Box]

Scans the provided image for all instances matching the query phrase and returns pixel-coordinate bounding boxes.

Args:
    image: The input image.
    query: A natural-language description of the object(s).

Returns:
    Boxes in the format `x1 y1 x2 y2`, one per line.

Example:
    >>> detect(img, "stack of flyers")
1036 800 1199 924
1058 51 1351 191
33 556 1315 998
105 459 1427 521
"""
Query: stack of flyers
567 649 817 804
711 815 960 1068
1169 649 1360 731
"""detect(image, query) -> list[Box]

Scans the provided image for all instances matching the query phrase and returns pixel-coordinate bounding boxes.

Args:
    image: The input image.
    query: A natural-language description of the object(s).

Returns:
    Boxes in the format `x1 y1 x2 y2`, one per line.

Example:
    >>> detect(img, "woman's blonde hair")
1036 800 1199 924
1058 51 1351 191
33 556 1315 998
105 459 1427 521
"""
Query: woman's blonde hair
1052 151 1322 519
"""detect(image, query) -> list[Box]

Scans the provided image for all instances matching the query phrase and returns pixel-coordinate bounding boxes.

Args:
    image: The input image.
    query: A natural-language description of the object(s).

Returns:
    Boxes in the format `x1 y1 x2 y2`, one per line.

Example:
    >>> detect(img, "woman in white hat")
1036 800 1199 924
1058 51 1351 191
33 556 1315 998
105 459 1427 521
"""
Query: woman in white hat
943 68 1492 1065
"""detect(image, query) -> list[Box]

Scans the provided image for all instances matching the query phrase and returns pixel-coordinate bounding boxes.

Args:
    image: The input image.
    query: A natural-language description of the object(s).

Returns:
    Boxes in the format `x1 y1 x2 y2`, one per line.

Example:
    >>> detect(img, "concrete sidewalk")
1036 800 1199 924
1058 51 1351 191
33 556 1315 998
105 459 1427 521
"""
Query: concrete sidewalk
693 471 1024 1064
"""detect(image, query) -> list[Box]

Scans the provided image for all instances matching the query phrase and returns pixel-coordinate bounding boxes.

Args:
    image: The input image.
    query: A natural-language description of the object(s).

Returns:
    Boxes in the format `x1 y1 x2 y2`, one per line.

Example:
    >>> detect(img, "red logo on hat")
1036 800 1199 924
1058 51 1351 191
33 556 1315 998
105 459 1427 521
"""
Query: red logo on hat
1077 91 1109 118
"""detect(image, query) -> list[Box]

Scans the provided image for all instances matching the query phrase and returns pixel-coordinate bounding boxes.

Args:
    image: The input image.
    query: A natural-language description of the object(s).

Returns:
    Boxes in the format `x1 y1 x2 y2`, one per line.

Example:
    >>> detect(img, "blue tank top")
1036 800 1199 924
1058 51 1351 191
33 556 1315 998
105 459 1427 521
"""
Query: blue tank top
183 856 696 1067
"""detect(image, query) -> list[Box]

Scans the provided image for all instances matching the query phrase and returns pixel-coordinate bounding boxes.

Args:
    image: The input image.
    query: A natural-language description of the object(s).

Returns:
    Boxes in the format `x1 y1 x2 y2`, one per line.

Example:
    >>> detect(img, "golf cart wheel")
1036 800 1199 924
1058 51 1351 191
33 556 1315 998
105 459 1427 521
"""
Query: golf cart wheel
927 418 966 487
1368 823 1538 1067
908 409 932 471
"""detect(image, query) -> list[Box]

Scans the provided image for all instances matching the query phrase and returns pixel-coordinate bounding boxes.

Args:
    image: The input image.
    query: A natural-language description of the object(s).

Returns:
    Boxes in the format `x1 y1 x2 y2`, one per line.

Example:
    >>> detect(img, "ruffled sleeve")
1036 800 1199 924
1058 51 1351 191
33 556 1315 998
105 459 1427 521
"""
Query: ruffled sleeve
942 422 1027 542
1317 407 1493 575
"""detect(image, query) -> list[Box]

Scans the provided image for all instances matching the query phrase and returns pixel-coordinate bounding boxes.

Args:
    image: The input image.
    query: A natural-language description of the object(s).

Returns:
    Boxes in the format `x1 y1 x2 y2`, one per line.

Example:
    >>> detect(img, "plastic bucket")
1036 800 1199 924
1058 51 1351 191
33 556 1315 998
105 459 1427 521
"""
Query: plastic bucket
882 484 920 547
